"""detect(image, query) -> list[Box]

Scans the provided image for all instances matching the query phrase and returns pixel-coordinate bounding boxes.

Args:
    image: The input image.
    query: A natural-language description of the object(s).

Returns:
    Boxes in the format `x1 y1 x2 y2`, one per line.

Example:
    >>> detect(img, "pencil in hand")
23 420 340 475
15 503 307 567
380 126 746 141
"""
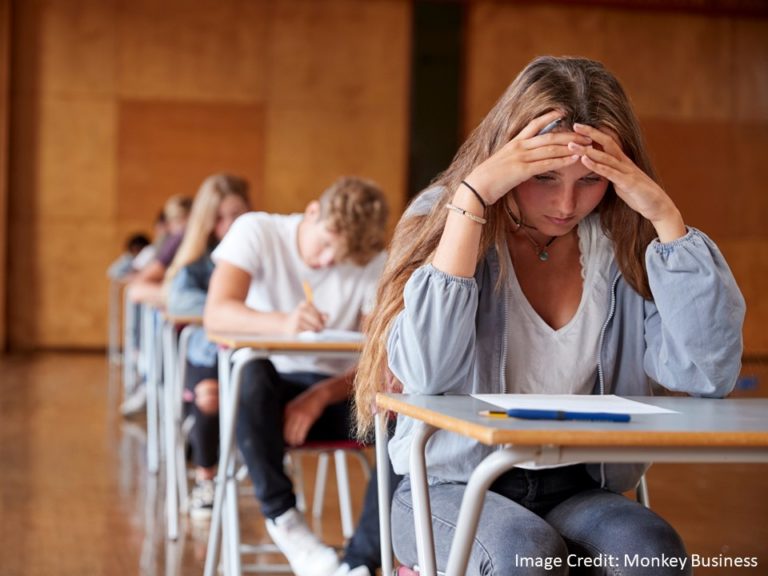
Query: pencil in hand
302 280 314 304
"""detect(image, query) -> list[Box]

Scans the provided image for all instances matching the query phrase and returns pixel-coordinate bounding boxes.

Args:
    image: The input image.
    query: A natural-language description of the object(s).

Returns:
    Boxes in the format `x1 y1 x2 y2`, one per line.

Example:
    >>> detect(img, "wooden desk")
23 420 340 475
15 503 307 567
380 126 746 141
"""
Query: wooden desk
374 394 768 576
203 331 362 576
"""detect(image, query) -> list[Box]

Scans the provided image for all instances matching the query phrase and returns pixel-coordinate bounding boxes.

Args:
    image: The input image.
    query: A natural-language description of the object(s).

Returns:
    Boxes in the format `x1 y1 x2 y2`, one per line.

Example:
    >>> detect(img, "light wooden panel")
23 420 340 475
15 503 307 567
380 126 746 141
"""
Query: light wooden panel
39 0 118 97
264 0 410 220
37 97 117 220
642 120 768 239
118 100 264 222
465 2 768 354
7 0 411 349
117 0 269 102
35 220 115 347
8 0 119 349
719 240 768 356
465 4 738 128
734 18 768 121
0 0 10 351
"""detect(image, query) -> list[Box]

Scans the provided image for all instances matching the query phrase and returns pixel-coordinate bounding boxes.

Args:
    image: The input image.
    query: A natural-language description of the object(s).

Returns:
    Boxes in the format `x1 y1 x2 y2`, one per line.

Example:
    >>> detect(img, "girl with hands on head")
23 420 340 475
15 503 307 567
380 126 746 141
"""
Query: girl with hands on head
355 56 745 575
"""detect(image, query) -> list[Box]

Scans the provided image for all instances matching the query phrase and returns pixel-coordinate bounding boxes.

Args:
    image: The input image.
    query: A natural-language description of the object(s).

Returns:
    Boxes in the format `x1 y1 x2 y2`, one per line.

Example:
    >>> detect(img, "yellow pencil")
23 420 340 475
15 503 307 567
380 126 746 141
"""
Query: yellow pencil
302 280 314 304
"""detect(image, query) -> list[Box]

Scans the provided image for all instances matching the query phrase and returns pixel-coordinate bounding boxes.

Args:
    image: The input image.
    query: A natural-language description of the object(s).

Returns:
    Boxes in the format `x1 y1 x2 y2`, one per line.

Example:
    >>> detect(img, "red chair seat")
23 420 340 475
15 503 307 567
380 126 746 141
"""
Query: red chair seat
297 439 368 451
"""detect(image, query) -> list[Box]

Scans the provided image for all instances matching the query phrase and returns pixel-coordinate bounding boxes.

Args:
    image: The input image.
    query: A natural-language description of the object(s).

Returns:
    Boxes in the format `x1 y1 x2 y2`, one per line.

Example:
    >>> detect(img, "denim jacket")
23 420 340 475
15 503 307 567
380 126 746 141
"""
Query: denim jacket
387 193 746 493
168 251 218 368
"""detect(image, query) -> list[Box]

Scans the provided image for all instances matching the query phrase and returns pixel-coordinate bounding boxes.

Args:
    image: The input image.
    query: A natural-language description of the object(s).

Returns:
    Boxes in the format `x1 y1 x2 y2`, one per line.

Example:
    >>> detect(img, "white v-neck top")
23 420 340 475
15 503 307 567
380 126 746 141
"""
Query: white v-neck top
504 213 615 396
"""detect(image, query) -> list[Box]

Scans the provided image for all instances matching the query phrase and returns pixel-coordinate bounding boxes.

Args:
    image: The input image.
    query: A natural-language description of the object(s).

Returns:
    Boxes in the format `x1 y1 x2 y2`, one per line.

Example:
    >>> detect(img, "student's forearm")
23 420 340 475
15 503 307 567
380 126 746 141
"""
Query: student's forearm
432 186 484 278
312 369 356 405
204 300 288 334
133 260 165 283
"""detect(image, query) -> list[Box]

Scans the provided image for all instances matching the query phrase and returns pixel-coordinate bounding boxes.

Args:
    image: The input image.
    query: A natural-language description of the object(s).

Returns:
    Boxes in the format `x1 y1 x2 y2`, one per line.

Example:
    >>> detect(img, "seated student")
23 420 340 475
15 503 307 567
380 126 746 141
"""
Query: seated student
107 232 151 280
128 194 193 305
164 173 250 519
121 194 193 416
205 176 389 576
130 211 169 273
354 56 746 576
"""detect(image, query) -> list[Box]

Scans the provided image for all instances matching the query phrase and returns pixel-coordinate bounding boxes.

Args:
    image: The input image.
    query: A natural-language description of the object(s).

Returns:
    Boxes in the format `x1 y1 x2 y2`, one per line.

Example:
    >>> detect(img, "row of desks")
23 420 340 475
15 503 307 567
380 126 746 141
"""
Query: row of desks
121 300 768 576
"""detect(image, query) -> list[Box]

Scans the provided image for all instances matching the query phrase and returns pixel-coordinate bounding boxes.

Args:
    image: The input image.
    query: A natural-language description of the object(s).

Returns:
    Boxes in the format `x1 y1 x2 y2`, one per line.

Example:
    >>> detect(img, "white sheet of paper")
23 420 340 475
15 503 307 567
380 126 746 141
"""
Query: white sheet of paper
297 329 364 343
471 394 678 414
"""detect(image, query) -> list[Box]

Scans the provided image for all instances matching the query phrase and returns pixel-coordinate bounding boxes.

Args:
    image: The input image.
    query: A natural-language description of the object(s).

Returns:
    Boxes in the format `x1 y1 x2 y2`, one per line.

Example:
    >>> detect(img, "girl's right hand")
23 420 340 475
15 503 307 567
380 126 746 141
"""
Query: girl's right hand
464 111 591 205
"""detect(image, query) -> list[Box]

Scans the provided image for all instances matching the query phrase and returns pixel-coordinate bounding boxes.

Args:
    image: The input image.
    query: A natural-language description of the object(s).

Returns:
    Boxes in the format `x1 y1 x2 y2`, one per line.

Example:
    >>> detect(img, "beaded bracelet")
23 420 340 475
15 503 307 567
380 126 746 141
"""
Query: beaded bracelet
445 203 487 225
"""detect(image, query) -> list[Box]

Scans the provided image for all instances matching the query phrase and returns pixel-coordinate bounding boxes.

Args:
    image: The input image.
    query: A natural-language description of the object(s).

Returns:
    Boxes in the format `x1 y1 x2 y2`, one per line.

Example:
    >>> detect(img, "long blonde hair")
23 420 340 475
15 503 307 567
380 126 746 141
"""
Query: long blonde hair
354 56 658 436
163 174 250 295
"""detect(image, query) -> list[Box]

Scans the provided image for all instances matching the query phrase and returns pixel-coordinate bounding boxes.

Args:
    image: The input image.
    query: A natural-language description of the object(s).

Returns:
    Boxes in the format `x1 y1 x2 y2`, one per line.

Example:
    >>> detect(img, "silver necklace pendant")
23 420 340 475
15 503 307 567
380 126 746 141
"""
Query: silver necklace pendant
538 250 549 262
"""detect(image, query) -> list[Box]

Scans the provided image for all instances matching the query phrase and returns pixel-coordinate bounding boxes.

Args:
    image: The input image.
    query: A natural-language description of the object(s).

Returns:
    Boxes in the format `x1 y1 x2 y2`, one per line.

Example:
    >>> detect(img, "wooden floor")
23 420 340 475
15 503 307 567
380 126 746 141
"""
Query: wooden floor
0 352 766 575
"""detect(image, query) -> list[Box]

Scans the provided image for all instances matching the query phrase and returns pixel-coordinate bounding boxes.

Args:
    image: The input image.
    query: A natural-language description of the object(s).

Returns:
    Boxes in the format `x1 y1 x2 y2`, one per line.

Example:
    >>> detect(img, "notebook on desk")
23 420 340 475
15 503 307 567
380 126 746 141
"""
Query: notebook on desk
297 329 364 343
472 394 678 415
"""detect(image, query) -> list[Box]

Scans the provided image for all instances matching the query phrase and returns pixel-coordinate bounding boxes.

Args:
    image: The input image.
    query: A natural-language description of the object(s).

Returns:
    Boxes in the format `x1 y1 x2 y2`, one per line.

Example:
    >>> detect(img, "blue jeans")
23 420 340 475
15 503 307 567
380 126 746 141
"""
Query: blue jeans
392 465 689 575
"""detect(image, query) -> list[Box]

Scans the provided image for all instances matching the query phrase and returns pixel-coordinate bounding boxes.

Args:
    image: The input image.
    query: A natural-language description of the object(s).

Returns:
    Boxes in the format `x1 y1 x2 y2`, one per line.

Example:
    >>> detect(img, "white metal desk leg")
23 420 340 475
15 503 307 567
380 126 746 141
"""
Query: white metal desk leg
163 320 179 540
176 326 195 513
204 347 233 576
108 280 121 365
444 447 539 576
410 422 438 576
224 354 256 576
375 412 393 576
143 305 160 474
637 474 650 508
334 450 354 539
123 291 138 396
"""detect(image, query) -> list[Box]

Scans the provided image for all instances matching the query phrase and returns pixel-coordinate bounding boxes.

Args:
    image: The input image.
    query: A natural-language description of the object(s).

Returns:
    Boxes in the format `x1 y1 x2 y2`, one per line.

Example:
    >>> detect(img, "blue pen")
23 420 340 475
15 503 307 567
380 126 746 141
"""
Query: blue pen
504 408 631 423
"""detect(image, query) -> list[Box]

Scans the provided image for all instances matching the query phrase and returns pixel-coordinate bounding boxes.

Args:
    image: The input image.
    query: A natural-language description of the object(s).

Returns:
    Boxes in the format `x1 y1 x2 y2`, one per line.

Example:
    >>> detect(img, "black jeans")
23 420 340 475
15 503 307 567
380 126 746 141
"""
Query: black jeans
341 426 402 572
236 359 354 519
184 361 220 469
236 359 402 571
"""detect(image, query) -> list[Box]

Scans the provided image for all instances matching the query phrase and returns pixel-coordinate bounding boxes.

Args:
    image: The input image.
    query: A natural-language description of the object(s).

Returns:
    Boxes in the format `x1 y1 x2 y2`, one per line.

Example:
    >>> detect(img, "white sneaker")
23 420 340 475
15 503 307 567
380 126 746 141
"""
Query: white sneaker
189 479 215 520
331 564 372 576
120 385 147 417
265 508 340 576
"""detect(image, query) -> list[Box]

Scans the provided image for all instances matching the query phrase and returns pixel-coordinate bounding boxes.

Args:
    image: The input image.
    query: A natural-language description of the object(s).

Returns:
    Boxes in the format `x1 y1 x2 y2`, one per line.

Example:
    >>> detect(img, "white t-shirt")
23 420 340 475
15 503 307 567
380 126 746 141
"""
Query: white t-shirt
504 213 614 395
504 214 614 469
212 212 386 375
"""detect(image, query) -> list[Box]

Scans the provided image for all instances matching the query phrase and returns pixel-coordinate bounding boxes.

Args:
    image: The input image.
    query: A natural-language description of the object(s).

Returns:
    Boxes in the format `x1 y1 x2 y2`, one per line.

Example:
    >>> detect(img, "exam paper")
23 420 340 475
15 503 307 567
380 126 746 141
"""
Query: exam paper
297 329 364 342
471 394 678 414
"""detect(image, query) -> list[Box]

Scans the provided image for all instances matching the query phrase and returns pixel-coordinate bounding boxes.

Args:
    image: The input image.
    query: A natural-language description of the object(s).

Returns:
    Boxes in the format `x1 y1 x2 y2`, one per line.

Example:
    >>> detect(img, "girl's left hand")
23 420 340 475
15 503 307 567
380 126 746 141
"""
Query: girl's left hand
569 123 687 242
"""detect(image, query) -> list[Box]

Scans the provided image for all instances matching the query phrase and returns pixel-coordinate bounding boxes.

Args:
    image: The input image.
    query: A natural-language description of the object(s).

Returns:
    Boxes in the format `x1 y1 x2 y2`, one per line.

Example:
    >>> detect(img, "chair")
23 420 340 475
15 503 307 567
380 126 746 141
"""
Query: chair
221 438 371 574
290 440 372 539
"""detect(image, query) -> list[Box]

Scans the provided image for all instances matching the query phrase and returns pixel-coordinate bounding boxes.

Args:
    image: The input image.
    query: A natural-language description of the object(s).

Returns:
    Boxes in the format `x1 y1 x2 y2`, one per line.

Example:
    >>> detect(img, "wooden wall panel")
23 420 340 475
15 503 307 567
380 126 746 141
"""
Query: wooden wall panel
9 0 118 349
265 106 408 216
35 221 115 347
118 100 264 226
117 0 269 102
264 0 411 220
39 0 117 97
7 0 411 349
720 240 768 359
0 0 9 351
734 18 768 121
38 98 117 219
465 5 737 128
465 3 768 354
